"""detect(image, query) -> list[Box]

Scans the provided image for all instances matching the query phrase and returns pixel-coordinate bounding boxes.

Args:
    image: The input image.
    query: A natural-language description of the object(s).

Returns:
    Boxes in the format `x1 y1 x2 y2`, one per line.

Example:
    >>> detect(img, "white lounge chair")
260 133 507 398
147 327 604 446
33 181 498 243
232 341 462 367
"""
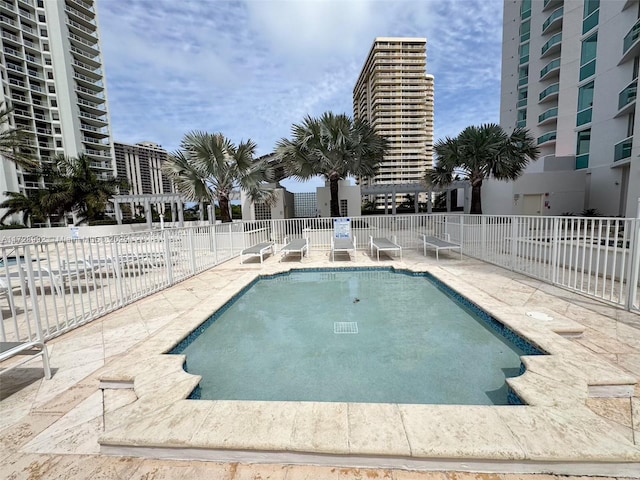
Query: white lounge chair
331 236 356 262
0 277 17 317
419 234 462 260
370 235 402 261
240 241 274 264
0 340 51 380
280 237 309 262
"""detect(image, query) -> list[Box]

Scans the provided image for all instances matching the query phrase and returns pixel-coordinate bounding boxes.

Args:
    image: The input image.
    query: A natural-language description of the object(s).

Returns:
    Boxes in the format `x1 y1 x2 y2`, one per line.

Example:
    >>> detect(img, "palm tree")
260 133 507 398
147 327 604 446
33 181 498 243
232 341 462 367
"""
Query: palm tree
51 154 125 225
276 112 388 217
428 124 539 214
0 191 47 226
0 102 37 169
163 131 276 223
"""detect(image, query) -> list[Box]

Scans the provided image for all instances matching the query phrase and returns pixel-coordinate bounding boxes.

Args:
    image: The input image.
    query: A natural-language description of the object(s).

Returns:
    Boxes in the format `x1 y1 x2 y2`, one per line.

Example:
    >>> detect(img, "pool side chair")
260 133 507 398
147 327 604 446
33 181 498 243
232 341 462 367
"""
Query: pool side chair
331 235 356 262
419 234 462 261
369 235 402 262
240 241 275 264
0 340 52 380
280 237 309 262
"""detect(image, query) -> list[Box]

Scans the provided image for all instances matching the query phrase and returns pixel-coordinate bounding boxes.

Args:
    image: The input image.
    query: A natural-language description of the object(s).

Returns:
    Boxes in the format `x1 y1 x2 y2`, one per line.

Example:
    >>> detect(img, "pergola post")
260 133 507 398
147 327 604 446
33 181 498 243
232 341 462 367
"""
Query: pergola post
391 190 397 215
384 194 389 215
414 193 419 213
427 189 433 213
199 201 204 222
170 202 176 224
144 198 152 230
114 201 122 225
177 199 184 227
446 187 451 212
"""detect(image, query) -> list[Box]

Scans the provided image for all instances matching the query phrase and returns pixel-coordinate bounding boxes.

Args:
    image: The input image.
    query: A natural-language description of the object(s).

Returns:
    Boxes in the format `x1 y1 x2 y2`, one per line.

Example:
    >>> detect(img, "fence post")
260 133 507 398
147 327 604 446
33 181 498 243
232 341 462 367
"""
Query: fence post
481 215 486 260
551 217 559 285
626 198 640 311
164 231 174 285
22 248 44 342
230 223 236 257
510 216 518 271
189 228 197 274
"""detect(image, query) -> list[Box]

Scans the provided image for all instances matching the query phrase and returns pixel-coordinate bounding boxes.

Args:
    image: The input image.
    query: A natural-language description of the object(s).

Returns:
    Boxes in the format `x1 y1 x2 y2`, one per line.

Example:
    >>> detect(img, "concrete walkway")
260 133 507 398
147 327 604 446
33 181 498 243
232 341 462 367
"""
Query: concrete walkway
1 248 639 479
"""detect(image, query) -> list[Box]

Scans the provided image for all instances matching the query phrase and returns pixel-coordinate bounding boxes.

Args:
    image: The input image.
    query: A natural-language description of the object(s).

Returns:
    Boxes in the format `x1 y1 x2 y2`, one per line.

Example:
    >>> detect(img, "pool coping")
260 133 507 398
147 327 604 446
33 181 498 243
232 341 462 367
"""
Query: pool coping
96 262 640 476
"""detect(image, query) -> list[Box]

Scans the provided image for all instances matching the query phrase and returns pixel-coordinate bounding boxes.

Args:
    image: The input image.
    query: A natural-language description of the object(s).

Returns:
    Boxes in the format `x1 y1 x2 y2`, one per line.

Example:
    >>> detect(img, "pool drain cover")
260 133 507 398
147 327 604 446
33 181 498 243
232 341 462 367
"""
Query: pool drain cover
334 322 358 334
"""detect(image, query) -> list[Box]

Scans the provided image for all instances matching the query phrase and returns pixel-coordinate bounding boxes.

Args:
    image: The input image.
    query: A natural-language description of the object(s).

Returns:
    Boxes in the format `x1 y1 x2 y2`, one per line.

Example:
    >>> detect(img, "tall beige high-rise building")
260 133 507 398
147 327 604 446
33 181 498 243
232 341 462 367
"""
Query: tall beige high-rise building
353 37 434 203
0 0 113 224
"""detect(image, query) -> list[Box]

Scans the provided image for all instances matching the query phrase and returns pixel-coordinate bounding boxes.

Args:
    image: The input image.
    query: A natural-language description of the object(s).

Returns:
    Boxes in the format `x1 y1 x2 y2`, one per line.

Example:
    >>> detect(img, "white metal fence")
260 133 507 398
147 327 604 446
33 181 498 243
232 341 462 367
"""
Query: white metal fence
1 213 638 345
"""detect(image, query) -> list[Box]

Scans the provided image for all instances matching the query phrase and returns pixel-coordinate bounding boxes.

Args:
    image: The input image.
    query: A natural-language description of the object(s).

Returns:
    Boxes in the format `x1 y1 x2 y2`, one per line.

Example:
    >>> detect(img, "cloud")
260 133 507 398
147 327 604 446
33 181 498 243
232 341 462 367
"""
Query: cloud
98 0 504 188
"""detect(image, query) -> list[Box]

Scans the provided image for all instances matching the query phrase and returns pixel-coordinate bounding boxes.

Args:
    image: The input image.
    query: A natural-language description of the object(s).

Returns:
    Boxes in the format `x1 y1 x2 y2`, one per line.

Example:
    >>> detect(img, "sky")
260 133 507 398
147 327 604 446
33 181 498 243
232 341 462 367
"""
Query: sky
98 0 504 192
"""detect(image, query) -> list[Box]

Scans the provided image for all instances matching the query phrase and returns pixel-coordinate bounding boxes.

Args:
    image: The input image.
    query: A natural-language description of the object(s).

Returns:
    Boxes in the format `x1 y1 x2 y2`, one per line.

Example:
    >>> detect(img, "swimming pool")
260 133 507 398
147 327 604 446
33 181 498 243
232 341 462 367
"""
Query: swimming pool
172 268 544 405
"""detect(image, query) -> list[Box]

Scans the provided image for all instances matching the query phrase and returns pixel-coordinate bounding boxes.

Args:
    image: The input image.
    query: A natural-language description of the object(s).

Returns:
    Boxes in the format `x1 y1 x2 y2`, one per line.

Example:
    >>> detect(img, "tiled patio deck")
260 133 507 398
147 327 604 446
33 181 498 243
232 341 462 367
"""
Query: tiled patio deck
1 248 639 479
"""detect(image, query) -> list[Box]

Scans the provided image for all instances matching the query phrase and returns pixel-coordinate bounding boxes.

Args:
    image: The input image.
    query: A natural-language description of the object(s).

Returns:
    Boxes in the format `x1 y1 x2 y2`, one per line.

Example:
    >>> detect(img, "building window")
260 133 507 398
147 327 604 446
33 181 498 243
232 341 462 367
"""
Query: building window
628 112 635 138
579 33 598 81
518 65 528 87
40 29 47 37
51 99 57 107
46 71 53 79
521 0 531 20
583 0 599 34
519 42 529 65
517 109 527 128
576 129 591 169
577 81 594 126
340 199 348 217
520 19 530 43
517 88 528 108
38 14 45 23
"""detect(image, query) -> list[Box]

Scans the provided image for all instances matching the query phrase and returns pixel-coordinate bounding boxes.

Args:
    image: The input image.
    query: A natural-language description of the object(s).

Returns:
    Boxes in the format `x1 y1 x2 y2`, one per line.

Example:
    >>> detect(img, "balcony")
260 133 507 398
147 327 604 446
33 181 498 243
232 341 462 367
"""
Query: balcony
67 0 94 14
74 71 103 88
68 32 99 51
3 45 21 58
1 1 16 11
541 32 562 58
543 0 563 12
66 18 96 39
518 75 529 87
517 98 528 108
6 62 24 73
8 77 27 88
614 137 633 162
64 5 94 26
537 131 557 145
75 84 105 99
616 79 637 117
2 29 20 42
621 18 640 64
0 14 17 26
538 107 558 125
539 83 559 103
540 58 561 80
542 7 563 35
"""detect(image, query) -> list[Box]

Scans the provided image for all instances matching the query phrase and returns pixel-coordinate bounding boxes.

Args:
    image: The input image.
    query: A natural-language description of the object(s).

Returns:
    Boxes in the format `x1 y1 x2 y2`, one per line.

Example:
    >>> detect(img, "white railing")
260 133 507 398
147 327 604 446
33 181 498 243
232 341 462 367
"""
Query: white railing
1 214 638 346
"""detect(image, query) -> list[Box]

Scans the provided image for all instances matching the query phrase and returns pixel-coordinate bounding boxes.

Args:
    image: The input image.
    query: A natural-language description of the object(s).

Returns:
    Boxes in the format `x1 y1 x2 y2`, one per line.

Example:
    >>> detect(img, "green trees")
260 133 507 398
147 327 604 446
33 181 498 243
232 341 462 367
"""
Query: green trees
50 154 125 225
163 131 276 223
0 103 37 169
0 154 124 227
428 124 539 214
276 112 387 217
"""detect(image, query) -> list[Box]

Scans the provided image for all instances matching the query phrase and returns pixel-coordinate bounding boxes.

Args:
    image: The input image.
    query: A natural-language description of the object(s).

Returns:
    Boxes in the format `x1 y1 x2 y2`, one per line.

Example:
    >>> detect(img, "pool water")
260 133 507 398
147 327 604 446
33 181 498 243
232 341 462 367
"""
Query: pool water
176 269 541 405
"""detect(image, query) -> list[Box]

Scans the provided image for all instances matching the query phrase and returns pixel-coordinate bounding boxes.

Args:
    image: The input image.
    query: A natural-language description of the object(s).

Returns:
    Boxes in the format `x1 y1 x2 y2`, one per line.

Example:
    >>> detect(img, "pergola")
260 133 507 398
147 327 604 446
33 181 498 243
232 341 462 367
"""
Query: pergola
361 181 471 215
110 194 194 229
